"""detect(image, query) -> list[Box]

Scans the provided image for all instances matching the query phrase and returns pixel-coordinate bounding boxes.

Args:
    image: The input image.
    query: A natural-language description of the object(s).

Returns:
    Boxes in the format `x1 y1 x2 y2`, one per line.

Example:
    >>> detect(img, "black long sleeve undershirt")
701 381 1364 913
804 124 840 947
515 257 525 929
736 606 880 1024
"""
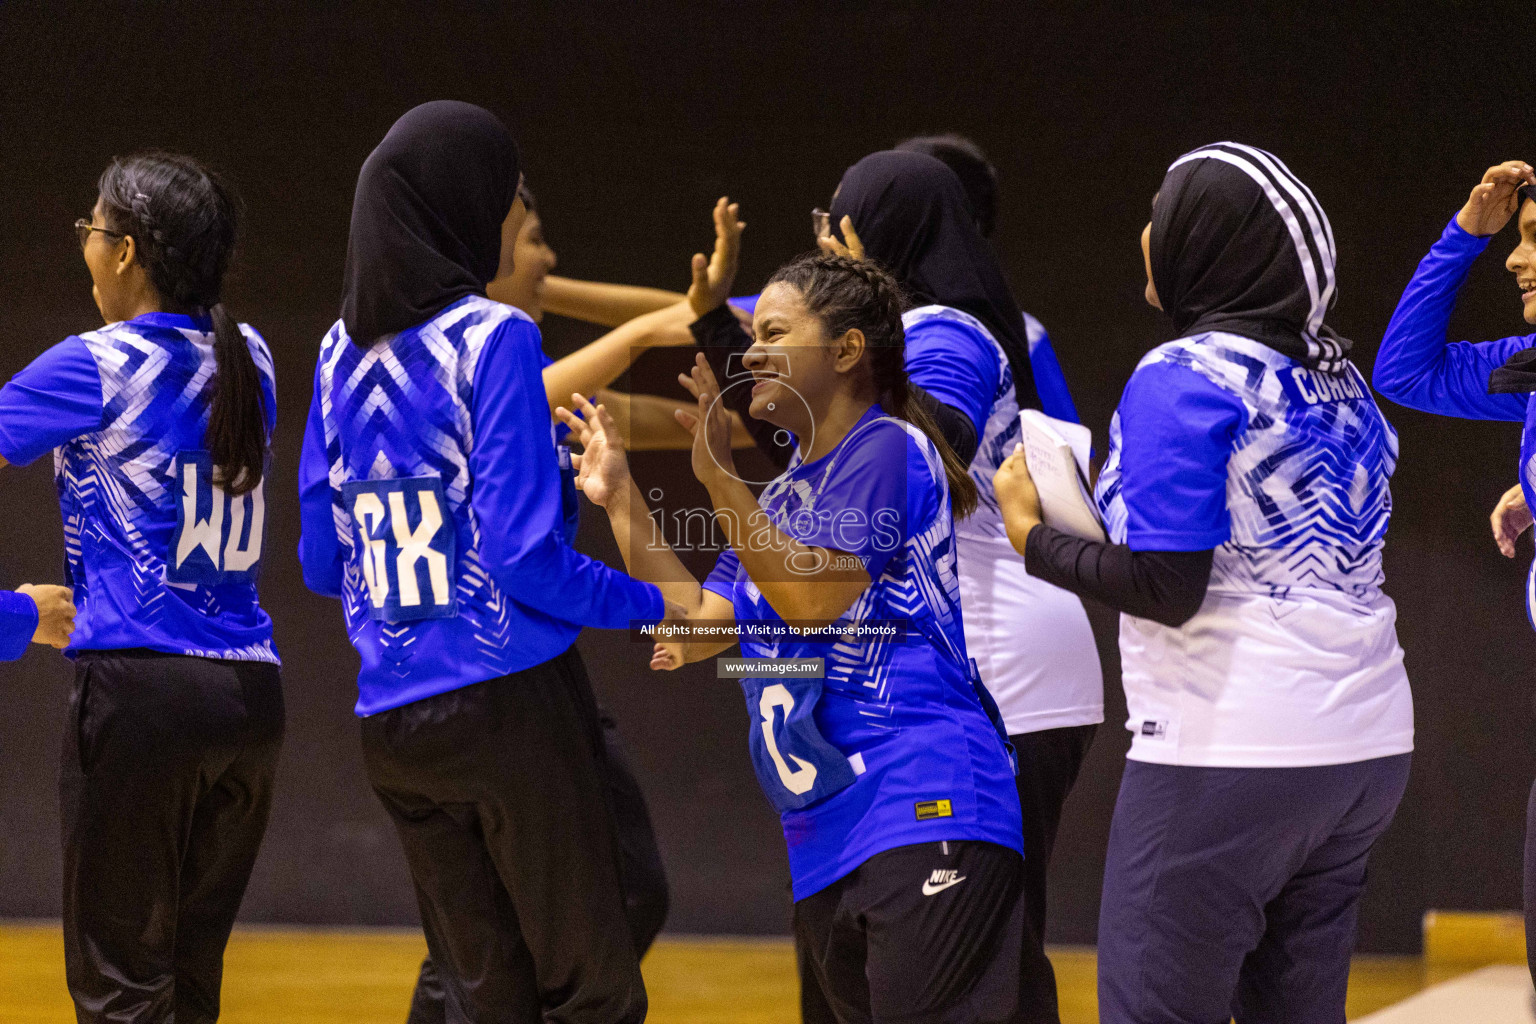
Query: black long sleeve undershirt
1023 524 1214 628
689 304 979 469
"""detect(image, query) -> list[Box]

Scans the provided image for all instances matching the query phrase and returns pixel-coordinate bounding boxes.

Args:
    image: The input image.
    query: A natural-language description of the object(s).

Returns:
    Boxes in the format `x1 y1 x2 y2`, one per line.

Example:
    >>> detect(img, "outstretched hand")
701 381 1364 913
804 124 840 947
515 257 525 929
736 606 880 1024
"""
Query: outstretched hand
1491 482 1533 558
687 197 746 318
1457 161 1536 237
817 214 865 260
554 394 629 508
651 641 685 671
674 352 737 486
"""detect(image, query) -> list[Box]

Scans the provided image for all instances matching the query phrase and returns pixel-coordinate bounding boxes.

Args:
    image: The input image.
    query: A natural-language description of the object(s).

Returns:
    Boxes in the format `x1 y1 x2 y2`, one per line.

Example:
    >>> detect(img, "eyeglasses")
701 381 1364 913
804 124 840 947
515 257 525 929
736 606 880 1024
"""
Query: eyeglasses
812 207 832 239
74 218 124 250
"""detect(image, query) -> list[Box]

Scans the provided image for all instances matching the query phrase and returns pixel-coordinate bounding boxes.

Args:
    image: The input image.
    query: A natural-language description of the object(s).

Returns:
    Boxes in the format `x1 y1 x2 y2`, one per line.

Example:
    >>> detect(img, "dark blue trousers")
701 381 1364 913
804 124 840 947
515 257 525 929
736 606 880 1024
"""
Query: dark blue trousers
1096 754 1410 1024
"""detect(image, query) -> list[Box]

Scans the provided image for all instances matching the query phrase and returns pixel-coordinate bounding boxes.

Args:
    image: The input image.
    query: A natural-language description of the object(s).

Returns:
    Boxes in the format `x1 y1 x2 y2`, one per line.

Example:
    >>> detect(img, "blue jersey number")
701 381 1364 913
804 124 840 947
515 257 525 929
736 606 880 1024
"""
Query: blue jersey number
741 677 858 813
166 450 265 585
342 476 457 622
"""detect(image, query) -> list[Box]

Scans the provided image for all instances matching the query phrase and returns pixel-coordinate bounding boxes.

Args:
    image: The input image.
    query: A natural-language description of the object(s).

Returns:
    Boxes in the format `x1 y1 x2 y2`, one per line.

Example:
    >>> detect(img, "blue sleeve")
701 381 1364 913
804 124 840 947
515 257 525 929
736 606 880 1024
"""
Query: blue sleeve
1024 316 1082 424
727 293 760 316
1117 361 1248 551
0 337 104 465
471 318 664 627
536 348 574 444
783 421 917 581
903 318 1000 438
241 325 280 438
702 549 741 602
1373 215 1532 422
297 376 343 599
0 590 38 660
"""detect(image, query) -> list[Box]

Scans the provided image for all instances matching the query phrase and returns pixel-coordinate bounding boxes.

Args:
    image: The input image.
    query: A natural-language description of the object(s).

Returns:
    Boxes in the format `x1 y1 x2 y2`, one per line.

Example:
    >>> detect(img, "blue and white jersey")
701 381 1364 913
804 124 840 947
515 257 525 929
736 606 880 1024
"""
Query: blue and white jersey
0 312 278 662
703 406 1022 900
1024 312 1082 426
903 304 1102 735
298 296 662 717
1373 215 1536 630
1098 331 1412 767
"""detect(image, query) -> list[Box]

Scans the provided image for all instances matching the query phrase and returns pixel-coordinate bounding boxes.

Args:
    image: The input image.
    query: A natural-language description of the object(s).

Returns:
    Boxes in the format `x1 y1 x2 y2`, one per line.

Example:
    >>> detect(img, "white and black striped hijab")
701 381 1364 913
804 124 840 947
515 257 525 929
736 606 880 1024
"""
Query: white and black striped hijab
1151 142 1350 373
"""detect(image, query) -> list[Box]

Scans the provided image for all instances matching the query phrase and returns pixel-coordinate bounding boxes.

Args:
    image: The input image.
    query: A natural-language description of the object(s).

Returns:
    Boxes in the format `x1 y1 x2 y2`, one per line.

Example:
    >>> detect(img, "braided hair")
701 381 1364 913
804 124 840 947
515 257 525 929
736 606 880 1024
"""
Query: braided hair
764 252 979 519
98 152 267 495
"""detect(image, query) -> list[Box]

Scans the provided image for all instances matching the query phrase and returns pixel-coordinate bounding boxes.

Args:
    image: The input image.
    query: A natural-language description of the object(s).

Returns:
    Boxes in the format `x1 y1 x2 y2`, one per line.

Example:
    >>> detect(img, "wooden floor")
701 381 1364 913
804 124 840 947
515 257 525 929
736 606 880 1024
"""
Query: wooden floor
0 921 1468 1022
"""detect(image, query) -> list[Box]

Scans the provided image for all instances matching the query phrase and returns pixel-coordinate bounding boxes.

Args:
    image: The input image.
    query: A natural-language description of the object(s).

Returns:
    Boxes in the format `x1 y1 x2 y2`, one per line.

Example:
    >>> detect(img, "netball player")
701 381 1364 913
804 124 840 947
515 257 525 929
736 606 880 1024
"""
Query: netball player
0 153 282 1023
403 180 674 1024
892 134 1081 426
691 151 1101 1022
299 101 671 1023
994 143 1412 1022
557 251 1025 1023
832 151 1101 1024
503 185 752 450
1371 158 1536 986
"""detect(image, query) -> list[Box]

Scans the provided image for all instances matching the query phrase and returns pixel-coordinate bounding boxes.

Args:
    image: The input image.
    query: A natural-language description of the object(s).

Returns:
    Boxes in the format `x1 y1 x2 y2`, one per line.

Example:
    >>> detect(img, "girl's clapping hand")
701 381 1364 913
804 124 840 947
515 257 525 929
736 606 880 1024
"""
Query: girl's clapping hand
555 394 629 508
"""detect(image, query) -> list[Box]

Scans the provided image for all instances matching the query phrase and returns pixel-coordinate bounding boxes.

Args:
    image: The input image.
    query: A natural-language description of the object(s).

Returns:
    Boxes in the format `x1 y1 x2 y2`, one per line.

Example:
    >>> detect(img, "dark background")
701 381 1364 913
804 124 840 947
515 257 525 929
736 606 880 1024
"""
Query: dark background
0 0 1533 954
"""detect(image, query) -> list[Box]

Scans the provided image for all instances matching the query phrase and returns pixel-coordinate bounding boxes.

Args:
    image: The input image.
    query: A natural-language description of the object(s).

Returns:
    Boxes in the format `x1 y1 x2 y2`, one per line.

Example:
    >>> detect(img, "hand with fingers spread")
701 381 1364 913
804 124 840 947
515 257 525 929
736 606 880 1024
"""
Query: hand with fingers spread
816 214 865 260
687 197 746 318
1457 160 1536 237
554 393 630 508
18 583 74 649
650 640 684 671
674 352 739 486
1491 482 1533 558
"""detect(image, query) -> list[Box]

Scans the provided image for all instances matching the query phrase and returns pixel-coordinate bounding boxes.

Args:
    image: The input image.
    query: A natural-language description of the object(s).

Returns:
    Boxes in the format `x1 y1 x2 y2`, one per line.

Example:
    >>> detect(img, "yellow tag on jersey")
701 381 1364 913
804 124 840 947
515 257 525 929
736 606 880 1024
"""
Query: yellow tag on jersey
915 799 953 821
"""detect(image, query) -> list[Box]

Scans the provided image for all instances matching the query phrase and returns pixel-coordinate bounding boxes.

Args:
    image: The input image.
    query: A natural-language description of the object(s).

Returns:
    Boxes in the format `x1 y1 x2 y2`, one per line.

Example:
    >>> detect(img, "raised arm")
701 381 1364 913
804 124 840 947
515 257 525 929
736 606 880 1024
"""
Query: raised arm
676 356 875 627
594 389 755 451
554 392 737 666
541 276 687 328
1374 161 1536 421
540 300 698 411
471 320 664 628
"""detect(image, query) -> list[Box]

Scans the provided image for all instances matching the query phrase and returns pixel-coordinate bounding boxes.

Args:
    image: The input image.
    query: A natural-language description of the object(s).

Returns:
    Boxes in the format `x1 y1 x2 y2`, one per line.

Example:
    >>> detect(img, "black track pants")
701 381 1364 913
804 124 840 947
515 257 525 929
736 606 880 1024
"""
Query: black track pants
61 649 284 1024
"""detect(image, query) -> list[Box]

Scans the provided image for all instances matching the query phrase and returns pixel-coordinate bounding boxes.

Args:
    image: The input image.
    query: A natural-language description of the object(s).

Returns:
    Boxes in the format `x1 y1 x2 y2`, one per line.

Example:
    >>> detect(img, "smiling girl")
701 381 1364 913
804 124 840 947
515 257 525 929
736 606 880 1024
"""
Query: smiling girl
1372 158 1536 987
558 252 1027 1023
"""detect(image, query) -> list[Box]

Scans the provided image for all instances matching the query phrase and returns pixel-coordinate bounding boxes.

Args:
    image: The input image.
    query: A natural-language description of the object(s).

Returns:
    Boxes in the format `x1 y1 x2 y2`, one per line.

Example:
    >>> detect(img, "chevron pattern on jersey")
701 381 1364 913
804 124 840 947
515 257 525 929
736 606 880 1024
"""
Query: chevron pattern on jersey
1097 332 1398 602
318 296 526 673
52 318 277 662
744 417 967 720
903 305 1017 540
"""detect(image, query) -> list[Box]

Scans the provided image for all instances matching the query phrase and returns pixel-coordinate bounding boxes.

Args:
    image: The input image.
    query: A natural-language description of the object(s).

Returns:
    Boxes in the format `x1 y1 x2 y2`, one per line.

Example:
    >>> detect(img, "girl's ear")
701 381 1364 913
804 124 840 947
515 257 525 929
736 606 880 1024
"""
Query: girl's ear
833 328 866 373
117 235 137 276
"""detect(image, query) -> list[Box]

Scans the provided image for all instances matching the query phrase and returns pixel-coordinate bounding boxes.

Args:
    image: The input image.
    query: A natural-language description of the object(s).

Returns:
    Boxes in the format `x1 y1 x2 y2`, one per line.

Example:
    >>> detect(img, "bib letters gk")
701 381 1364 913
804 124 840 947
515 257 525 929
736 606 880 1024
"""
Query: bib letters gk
166 450 266 585
342 476 458 622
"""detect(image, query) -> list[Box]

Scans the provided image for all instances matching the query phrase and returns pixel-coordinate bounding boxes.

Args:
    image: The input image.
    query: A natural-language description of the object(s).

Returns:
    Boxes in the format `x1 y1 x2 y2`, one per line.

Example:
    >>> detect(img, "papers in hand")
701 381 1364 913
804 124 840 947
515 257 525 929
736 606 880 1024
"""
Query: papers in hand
1016 410 1105 542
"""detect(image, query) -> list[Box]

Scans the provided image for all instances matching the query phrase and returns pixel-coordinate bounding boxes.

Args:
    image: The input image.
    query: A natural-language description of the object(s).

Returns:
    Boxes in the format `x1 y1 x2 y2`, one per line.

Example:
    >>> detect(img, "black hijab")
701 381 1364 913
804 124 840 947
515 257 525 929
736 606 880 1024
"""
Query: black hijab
1150 142 1351 373
341 101 521 345
829 150 1039 410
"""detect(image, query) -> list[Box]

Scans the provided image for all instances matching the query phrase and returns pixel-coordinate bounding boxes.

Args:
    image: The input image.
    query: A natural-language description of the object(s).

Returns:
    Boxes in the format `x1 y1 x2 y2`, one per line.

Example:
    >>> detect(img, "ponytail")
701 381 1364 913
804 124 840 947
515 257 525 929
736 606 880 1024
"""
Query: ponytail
765 252 979 519
873 355 979 520
99 152 267 494
206 303 267 495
